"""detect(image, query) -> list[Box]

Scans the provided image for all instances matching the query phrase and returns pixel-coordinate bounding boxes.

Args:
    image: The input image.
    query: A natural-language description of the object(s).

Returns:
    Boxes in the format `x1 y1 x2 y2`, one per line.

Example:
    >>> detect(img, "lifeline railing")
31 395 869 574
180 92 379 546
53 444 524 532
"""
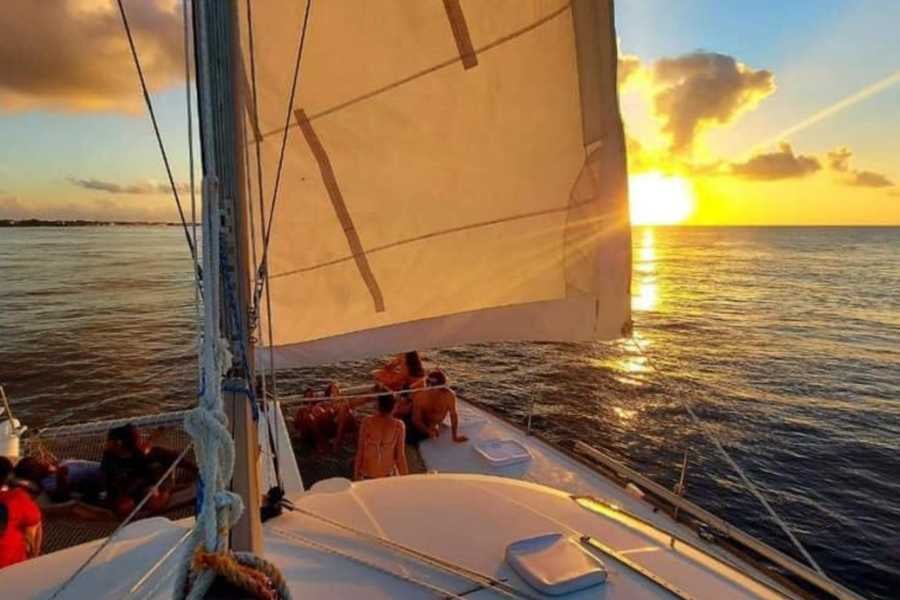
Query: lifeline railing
572 441 864 600
458 392 864 600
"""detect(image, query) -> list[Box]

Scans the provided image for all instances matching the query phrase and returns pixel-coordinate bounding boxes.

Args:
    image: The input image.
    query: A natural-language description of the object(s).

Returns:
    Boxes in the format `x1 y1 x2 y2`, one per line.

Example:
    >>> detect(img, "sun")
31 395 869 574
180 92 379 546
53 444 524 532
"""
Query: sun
629 172 696 225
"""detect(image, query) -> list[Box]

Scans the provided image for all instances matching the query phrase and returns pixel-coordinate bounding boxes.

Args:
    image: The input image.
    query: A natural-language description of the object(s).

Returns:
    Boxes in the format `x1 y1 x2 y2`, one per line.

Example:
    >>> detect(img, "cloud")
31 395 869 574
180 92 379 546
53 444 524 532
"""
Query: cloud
826 147 852 173
68 177 192 194
730 143 821 180
618 54 643 87
0 194 178 222
847 170 894 188
0 1 184 112
824 147 894 187
0 195 30 220
651 52 774 154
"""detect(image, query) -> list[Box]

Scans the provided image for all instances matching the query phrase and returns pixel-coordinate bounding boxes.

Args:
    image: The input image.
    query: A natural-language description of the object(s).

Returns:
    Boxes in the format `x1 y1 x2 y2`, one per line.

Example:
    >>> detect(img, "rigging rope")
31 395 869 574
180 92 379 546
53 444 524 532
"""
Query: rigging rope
628 336 826 576
269 527 469 599
116 0 200 274
254 0 313 307
278 502 535 600
277 384 451 406
173 176 247 599
46 443 194 600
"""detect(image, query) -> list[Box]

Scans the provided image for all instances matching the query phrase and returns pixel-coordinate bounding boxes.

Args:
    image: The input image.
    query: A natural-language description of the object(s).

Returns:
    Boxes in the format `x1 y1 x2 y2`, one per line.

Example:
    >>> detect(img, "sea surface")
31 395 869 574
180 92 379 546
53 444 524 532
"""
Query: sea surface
1 225 898 598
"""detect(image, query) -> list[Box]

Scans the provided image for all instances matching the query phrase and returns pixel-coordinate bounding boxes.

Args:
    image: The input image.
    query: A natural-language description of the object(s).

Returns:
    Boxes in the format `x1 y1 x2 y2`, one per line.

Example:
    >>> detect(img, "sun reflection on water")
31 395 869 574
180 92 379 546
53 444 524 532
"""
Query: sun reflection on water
633 228 658 312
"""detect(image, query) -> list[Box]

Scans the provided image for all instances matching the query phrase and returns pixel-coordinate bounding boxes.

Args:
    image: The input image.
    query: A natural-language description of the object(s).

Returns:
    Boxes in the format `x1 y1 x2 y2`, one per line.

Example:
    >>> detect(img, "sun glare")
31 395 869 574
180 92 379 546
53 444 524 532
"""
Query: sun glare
629 173 696 225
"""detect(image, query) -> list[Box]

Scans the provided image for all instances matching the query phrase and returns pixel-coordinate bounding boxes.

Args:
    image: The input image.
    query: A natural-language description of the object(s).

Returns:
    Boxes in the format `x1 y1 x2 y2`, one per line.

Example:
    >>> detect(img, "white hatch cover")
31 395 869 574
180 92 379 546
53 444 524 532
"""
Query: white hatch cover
506 533 607 596
474 438 532 467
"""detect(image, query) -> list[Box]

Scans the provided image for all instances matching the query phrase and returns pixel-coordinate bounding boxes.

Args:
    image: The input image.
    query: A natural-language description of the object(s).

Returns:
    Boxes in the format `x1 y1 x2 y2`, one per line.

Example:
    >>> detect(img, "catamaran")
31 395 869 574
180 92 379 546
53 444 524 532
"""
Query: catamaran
0 1 866 598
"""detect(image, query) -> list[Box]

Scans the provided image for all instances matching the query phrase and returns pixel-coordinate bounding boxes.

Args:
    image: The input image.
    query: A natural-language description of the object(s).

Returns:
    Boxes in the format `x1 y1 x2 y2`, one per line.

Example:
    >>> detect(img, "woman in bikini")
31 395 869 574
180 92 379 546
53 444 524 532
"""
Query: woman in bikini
354 390 408 480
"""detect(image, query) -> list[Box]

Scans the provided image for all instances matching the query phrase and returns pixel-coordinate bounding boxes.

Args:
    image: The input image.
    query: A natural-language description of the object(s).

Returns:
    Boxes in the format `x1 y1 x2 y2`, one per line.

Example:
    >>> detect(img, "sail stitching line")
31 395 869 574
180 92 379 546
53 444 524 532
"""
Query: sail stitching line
270 198 610 280
294 108 386 312
442 0 479 69
253 2 571 142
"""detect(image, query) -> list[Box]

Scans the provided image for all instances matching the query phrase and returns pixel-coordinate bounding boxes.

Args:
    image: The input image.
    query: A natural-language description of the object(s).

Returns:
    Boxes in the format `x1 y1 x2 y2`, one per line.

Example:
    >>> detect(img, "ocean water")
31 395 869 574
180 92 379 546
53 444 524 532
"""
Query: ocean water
1 225 898 598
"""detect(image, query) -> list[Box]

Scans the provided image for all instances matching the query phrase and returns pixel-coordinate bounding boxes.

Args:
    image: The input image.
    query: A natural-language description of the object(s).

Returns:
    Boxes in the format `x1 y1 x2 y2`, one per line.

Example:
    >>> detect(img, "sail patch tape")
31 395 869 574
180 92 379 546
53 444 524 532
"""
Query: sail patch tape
443 0 478 70
294 109 386 313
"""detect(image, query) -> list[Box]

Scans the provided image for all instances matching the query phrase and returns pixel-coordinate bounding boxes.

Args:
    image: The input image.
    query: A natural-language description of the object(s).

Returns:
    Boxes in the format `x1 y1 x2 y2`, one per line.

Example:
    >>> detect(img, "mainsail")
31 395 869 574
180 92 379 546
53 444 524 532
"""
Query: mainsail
237 0 631 368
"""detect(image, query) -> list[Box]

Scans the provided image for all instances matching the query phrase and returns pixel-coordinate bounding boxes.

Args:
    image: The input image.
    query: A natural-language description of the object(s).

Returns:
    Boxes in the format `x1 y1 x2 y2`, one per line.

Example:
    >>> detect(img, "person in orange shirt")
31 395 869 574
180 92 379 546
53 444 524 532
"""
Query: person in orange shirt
0 456 43 569
373 351 426 393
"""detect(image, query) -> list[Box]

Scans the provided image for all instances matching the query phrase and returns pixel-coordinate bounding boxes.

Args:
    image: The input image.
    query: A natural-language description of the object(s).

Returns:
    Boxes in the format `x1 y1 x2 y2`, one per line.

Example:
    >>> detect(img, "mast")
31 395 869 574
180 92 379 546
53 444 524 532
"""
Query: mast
194 0 262 552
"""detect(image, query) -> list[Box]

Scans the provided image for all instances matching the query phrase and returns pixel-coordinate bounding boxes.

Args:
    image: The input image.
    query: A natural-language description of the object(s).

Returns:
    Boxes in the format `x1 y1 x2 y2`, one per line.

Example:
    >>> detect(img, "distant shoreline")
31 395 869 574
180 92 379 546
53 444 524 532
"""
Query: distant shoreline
0 219 895 229
0 219 188 228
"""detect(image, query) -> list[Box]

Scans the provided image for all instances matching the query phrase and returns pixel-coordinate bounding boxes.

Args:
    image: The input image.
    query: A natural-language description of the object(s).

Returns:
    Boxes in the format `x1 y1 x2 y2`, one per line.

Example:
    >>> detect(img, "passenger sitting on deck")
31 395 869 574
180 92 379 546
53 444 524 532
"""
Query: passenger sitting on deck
293 383 364 453
373 351 426 393
406 370 468 445
100 424 179 518
0 456 42 569
354 390 408 480
13 456 105 504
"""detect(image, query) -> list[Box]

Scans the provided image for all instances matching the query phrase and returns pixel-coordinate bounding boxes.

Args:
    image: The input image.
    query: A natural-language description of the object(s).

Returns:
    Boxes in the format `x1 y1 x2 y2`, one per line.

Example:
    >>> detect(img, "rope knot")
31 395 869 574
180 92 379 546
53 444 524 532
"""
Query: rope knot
188 549 285 600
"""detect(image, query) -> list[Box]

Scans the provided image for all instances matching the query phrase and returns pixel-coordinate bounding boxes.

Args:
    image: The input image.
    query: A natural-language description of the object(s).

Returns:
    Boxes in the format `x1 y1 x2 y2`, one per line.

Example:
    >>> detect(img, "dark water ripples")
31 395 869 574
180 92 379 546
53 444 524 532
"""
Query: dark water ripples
1 225 898 598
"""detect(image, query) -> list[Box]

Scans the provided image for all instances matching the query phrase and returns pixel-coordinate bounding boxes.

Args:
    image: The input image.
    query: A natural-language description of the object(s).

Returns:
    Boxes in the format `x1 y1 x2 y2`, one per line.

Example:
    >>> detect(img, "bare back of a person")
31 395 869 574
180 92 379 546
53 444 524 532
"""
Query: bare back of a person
414 388 454 428
357 415 404 479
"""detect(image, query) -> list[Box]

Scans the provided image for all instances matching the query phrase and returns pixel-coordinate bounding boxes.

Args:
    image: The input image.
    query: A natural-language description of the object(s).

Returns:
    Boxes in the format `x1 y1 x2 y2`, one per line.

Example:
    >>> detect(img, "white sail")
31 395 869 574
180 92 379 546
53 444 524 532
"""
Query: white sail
237 0 631 368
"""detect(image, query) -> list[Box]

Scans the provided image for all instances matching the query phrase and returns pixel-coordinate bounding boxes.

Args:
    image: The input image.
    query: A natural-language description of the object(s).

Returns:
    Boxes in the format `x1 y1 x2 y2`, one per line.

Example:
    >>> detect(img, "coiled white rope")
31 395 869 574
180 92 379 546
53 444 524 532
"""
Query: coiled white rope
172 176 247 599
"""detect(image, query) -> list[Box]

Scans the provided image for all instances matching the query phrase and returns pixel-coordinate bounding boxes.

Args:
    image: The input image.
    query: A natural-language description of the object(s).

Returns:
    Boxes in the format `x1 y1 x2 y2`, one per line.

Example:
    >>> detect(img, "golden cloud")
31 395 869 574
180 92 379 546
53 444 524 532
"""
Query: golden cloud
846 170 894 188
67 176 193 194
730 143 820 180
823 147 894 188
0 1 183 112
0 193 177 222
826 147 852 173
651 52 775 154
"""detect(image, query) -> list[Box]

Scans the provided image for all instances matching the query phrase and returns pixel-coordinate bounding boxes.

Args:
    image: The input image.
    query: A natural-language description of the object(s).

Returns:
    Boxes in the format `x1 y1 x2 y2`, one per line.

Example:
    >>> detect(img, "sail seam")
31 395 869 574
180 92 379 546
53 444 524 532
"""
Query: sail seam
269 199 609 280
294 108 386 312
253 3 571 142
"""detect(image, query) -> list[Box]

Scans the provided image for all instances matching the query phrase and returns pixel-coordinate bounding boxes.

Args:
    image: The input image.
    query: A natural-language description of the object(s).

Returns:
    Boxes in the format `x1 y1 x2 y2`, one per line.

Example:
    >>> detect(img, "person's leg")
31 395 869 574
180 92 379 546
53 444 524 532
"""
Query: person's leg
333 405 355 452
51 468 72 503
402 413 428 445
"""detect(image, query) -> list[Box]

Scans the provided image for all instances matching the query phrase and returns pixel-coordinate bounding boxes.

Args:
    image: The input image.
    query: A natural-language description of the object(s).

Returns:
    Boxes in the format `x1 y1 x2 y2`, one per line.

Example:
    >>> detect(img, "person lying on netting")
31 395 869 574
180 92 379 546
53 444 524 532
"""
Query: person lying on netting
14 456 104 504
100 424 197 519
11 456 113 521
293 382 375 453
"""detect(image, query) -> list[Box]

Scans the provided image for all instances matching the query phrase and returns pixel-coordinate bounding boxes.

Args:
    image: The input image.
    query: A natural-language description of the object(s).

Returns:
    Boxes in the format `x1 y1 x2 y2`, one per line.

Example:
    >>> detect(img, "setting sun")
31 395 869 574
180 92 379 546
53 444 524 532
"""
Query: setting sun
629 172 696 225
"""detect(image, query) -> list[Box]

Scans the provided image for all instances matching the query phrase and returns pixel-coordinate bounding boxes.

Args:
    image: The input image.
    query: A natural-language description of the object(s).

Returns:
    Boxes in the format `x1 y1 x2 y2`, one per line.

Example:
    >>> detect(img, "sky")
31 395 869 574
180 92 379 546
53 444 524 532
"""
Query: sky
0 0 898 225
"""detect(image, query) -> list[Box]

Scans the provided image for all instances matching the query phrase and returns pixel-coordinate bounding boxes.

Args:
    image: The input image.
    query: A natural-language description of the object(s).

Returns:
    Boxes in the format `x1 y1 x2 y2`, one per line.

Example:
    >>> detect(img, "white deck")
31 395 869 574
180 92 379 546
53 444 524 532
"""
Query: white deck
3 400 822 599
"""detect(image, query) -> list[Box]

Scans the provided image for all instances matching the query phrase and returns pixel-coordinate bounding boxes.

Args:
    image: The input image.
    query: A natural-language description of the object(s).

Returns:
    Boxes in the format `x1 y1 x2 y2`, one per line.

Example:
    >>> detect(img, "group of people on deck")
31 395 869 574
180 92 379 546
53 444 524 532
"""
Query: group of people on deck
1 352 459 569
0 424 194 570
293 351 468 481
